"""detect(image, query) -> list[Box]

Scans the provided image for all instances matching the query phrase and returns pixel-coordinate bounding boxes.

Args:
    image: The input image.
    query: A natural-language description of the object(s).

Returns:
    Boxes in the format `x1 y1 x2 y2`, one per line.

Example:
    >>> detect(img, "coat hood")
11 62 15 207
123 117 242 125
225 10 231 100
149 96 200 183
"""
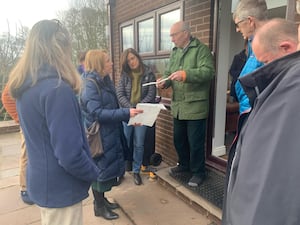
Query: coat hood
15 64 59 98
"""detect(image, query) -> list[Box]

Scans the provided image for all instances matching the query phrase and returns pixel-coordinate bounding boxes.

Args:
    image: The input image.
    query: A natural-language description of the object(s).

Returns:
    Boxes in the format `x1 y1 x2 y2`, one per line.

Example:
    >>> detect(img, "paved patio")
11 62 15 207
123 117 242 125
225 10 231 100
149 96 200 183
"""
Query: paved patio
0 131 217 225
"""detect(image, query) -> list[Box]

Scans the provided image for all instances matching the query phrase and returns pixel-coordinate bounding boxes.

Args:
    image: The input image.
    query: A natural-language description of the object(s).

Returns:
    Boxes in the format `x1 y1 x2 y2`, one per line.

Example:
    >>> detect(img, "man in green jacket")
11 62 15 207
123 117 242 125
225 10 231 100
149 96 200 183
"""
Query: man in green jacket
157 21 215 187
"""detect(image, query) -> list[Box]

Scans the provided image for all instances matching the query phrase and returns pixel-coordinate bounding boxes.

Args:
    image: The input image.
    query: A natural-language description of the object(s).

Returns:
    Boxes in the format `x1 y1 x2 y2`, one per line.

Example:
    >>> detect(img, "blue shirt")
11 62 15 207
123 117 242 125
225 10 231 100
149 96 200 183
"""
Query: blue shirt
235 38 263 114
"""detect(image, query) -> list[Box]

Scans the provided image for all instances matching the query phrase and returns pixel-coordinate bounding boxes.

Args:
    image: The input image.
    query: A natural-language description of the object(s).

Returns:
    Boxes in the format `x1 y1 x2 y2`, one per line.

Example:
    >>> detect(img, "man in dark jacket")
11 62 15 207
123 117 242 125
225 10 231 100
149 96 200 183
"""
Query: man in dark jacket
222 18 300 225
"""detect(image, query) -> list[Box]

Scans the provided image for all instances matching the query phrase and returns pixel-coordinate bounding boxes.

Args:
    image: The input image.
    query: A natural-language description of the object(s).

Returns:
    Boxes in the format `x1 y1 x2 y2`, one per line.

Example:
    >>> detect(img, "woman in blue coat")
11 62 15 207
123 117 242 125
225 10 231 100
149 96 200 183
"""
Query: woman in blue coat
80 49 142 220
8 20 100 225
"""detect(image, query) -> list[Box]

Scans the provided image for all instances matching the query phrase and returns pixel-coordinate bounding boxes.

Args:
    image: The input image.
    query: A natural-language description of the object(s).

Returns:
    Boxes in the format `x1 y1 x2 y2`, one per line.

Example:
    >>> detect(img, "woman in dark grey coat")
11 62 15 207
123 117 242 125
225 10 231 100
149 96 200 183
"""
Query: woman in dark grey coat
116 48 156 185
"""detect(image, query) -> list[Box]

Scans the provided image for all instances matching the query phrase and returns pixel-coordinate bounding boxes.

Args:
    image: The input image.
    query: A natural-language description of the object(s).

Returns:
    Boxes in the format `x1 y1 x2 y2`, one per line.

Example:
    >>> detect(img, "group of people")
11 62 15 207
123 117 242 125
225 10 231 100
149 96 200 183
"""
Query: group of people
3 0 300 224
2 16 214 224
223 0 300 224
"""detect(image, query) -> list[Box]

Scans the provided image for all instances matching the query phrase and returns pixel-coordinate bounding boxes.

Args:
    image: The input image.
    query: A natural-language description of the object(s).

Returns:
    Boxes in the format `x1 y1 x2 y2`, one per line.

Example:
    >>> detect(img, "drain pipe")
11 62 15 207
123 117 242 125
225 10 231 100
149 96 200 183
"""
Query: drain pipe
210 0 219 56
106 0 115 83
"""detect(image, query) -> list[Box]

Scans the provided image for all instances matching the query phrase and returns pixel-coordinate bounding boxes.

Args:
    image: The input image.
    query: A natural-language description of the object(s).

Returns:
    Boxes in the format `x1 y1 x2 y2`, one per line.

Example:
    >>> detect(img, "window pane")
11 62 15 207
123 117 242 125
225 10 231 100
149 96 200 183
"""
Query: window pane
138 18 154 53
159 9 180 51
122 25 134 51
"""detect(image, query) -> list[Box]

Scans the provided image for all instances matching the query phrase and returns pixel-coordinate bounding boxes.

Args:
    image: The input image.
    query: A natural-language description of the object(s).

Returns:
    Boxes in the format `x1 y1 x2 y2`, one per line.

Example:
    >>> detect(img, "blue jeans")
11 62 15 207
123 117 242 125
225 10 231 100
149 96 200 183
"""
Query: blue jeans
123 123 147 173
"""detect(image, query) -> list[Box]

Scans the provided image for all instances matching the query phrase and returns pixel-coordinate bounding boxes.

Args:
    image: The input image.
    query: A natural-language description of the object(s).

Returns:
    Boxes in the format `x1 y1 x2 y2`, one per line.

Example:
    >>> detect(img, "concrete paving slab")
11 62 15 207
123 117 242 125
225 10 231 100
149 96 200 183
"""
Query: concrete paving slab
107 172 211 225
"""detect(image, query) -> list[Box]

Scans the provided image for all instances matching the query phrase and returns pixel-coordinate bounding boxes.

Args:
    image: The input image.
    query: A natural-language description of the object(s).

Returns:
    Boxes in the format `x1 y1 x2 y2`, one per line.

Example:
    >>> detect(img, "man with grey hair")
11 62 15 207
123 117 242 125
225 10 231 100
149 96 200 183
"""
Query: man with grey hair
157 21 215 187
233 0 268 114
222 18 300 225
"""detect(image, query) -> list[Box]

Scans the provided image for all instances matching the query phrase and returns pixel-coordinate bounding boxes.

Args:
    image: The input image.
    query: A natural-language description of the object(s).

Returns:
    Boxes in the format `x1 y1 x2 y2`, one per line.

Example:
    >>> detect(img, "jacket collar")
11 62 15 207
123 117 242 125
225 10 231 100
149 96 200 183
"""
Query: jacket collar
239 51 300 108
172 37 198 51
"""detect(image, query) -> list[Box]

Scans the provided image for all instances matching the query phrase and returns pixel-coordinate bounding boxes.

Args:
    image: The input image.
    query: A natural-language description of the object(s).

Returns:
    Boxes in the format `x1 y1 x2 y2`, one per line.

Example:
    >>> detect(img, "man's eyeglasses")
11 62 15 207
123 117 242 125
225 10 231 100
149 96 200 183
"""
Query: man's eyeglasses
235 19 246 28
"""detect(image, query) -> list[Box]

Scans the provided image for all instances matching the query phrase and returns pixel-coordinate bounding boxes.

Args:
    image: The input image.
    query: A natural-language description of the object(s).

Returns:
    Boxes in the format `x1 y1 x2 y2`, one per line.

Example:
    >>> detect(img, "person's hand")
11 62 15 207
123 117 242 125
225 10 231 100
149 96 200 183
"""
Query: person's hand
132 122 142 126
168 70 183 82
156 78 165 89
129 108 143 117
129 108 143 126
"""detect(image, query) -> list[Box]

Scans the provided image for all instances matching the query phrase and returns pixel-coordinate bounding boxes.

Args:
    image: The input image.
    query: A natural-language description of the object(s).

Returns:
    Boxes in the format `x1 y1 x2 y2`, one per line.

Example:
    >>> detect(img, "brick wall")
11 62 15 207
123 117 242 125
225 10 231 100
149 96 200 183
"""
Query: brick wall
110 0 213 166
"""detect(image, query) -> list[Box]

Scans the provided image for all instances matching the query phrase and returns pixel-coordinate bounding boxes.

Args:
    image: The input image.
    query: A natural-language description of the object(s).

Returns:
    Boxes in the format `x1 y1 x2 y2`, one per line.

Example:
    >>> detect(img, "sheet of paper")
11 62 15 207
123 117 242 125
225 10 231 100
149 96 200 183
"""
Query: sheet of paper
128 103 166 127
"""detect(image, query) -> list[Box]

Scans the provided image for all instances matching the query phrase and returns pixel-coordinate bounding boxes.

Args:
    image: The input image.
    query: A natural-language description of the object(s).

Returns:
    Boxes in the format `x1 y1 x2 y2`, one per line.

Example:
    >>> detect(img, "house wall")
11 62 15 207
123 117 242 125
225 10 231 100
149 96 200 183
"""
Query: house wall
110 0 214 166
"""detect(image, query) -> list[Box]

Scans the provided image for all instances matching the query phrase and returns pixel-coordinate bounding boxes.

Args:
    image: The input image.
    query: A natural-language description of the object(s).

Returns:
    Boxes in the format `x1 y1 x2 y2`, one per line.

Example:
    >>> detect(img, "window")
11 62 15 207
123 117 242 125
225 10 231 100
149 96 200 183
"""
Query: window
159 9 180 52
138 18 154 53
119 2 183 99
121 24 134 51
120 2 182 57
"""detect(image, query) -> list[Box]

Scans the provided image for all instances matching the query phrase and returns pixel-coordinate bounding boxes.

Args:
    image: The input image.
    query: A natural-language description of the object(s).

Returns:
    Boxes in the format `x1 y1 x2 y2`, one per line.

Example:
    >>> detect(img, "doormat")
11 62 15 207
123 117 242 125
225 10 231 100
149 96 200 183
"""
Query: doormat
169 169 225 209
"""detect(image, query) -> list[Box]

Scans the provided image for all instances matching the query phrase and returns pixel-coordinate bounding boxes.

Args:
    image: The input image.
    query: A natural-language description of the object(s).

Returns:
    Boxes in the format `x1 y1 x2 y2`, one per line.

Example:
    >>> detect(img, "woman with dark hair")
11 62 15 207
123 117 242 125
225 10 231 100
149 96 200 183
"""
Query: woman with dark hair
116 48 156 185
7 19 100 225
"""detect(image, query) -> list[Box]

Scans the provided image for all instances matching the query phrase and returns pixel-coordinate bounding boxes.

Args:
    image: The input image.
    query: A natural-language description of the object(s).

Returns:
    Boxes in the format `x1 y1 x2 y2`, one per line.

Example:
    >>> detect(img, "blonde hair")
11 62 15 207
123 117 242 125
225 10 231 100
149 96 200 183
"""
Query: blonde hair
84 49 108 77
8 19 81 97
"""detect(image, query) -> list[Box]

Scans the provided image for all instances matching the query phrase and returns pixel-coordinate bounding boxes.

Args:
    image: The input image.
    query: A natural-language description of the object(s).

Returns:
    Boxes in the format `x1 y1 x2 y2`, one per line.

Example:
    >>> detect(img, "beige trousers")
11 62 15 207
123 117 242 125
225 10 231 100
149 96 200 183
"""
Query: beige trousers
19 129 27 191
39 201 83 225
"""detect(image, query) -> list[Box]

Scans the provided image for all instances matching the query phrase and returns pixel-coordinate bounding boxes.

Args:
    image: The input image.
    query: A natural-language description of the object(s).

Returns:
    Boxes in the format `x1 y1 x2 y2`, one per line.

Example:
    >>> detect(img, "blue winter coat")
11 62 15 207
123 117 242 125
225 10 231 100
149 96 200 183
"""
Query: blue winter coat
80 71 129 182
15 65 100 208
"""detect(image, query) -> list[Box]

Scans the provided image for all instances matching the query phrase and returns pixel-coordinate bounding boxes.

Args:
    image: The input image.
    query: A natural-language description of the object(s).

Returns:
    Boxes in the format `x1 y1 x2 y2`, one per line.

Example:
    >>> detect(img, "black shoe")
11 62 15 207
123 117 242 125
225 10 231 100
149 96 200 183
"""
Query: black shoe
94 203 119 220
104 197 120 210
133 173 142 185
188 175 205 187
21 191 34 205
169 165 189 175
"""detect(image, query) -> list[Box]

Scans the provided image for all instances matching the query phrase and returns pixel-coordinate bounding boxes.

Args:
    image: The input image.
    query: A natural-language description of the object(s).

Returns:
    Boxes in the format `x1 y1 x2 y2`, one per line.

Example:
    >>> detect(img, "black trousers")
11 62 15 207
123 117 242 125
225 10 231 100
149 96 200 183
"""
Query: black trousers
173 118 206 177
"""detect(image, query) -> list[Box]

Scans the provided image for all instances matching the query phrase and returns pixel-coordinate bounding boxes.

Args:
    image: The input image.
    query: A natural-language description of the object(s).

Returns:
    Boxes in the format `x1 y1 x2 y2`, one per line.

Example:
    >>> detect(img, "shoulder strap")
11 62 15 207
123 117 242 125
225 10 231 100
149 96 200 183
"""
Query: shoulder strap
86 78 101 95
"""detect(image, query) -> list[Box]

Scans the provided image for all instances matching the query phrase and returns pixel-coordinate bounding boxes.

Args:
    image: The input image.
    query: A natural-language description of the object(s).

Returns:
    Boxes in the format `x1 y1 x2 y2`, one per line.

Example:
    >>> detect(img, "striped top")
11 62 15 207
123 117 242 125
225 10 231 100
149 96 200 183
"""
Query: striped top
1 83 19 123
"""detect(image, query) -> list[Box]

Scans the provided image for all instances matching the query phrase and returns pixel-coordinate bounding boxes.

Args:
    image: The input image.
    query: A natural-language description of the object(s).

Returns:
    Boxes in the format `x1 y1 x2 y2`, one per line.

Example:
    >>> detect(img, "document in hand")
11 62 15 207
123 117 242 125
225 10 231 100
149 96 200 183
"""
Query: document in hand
128 103 166 127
